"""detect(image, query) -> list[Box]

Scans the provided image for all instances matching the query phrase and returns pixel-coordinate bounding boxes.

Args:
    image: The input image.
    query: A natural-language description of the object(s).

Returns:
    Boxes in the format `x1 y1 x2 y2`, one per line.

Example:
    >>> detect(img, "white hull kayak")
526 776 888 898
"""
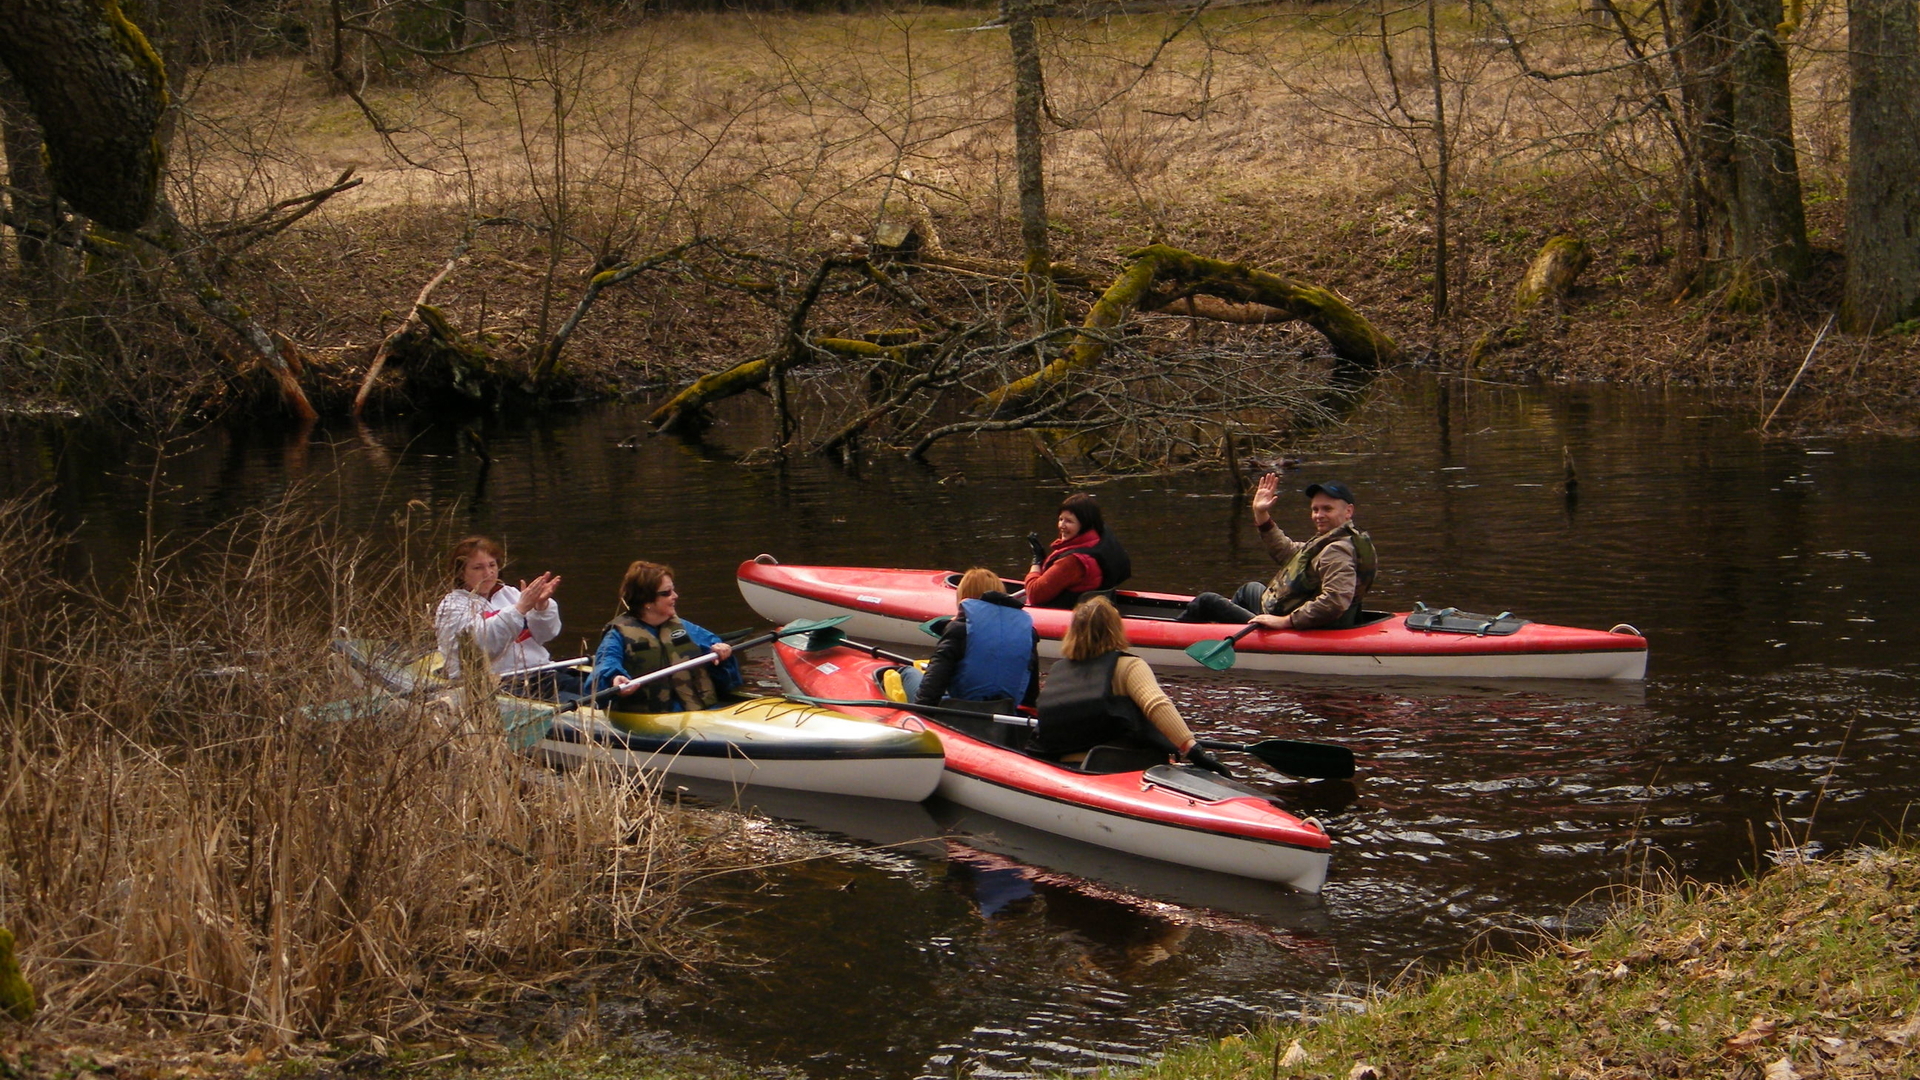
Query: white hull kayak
534 707 946 803
739 561 1648 680
338 638 945 802
772 639 1333 891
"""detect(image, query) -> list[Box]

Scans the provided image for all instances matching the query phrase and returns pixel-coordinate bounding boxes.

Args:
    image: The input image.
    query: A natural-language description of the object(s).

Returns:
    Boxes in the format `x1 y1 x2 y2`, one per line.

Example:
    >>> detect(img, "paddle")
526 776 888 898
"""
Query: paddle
555 616 850 716
788 632 1356 780
1184 623 1261 671
502 654 590 677
1195 737 1355 780
791 692 1353 780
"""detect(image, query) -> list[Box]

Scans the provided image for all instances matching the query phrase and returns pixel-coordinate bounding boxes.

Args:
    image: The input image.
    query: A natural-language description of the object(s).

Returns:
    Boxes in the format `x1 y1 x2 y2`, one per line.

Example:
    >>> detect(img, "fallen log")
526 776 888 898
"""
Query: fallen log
976 244 1398 417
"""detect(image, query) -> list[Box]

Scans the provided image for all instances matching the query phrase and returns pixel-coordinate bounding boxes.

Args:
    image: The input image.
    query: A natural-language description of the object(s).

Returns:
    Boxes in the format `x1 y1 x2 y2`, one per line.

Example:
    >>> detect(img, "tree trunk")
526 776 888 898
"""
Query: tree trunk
0 74 53 265
1673 0 1809 304
0 0 169 231
1843 0 1920 332
1005 0 1058 326
1425 0 1450 322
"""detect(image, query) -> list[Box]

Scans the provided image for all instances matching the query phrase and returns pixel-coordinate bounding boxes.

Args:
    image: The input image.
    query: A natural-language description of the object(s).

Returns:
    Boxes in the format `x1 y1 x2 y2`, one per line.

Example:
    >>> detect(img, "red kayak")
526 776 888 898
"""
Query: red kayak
740 558 1647 680
770 637 1334 891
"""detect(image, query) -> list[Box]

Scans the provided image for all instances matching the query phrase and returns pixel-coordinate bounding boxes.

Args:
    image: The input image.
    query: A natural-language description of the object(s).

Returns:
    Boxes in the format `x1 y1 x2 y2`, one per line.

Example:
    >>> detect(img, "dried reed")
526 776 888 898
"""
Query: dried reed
0 493 712 1047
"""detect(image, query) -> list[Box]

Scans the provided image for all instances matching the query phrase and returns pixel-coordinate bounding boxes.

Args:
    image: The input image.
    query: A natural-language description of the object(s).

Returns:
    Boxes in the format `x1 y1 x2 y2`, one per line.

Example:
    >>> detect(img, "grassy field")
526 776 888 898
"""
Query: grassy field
22 1 1895 433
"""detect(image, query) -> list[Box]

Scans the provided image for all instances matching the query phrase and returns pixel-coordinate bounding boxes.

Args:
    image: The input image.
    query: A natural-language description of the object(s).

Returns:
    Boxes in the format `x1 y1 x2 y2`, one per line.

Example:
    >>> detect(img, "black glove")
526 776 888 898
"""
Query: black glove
1026 531 1048 565
1185 745 1234 778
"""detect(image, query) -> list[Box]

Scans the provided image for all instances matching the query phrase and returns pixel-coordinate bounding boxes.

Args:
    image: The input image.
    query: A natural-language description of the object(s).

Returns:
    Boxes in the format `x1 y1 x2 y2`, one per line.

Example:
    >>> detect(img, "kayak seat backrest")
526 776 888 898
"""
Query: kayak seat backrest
1078 744 1170 774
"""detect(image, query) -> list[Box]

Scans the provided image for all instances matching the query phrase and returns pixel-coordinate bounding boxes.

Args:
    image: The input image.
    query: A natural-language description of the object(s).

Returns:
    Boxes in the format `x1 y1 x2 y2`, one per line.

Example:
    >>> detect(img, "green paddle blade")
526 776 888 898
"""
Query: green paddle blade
1185 637 1239 670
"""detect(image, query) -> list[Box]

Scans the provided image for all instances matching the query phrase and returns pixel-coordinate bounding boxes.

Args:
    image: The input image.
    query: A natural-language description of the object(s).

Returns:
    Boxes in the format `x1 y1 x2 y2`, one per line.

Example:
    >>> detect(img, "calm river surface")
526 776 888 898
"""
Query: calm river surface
6 375 1918 1078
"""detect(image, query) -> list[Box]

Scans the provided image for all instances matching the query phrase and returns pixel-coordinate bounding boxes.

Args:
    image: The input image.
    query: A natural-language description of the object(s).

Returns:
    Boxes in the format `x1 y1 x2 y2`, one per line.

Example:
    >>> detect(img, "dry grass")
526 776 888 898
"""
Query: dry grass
0 491 723 1052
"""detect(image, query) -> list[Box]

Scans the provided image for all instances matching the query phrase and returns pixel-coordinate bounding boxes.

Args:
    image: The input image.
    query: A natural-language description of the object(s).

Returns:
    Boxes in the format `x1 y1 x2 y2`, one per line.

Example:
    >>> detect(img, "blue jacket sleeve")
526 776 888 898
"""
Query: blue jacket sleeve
590 627 627 695
682 620 743 693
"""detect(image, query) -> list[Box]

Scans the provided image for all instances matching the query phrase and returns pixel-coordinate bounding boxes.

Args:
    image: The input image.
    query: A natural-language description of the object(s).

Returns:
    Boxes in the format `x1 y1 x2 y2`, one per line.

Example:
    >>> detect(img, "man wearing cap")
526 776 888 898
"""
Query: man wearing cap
1176 473 1378 630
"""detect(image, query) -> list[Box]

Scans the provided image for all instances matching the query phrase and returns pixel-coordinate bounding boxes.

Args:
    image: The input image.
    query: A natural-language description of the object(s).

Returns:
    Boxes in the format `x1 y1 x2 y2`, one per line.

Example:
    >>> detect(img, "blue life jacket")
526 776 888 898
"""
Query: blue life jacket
949 597 1035 703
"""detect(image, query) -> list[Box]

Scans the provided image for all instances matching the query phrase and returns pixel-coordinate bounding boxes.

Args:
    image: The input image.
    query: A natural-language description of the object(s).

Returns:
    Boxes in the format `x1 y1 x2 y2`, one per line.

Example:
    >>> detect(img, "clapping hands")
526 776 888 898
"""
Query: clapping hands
514 571 561 613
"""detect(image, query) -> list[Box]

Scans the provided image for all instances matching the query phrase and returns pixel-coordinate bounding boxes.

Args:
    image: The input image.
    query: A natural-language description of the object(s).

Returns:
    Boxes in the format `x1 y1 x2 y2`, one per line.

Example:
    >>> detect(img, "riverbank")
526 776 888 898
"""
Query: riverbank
1143 845 1920 1080
4 6 1915 437
8 840 1913 1080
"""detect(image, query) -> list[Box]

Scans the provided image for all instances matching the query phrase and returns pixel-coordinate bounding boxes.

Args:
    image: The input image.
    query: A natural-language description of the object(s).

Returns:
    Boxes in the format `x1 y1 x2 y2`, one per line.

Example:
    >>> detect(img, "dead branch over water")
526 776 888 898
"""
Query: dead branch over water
0 495 720 1046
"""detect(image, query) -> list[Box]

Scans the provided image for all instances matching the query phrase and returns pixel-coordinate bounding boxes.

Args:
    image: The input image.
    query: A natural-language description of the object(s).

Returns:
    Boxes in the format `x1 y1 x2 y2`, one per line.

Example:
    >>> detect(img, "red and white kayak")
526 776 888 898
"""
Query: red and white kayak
740 559 1648 681
770 638 1334 891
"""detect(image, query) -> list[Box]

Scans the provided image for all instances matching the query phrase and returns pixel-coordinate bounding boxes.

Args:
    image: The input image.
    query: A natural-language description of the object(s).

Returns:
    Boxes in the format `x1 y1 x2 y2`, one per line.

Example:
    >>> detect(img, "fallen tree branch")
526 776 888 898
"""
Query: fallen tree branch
144 201 317 422
529 239 704 386
353 235 474 417
207 169 363 250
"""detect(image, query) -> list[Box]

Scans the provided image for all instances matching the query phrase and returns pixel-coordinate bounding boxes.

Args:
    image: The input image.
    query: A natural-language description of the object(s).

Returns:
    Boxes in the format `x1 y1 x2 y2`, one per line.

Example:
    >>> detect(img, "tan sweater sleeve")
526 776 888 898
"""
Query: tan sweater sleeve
1112 655 1196 752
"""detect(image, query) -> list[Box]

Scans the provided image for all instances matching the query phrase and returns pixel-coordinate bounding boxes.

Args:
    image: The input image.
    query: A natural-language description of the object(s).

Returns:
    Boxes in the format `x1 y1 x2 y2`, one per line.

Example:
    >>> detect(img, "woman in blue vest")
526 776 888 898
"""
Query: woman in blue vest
906 567 1040 709
1035 597 1231 776
590 560 741 712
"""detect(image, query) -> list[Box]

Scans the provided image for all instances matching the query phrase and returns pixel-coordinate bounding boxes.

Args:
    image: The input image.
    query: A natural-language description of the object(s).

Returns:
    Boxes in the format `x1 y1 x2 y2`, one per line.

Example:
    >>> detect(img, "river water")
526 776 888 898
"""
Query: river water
7 375 1918 1078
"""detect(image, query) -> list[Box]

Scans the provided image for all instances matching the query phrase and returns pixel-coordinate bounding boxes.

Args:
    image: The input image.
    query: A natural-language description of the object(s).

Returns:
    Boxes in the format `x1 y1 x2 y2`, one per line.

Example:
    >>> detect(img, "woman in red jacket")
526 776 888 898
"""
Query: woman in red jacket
1023 493 1131 608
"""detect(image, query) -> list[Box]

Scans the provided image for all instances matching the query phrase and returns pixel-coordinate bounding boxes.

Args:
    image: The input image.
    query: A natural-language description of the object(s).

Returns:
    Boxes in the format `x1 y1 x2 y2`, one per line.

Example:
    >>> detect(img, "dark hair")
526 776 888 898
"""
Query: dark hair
1059 492 1105 537
1060 595 1129 660
449 536 506 588
618 560 675 618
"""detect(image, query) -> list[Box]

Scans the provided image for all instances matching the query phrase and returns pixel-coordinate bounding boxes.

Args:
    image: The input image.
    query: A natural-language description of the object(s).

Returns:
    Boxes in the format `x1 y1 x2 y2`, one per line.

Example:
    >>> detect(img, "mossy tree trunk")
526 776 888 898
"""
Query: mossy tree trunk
976 243 1400 417
0 0 168 231
1673 0 1809 305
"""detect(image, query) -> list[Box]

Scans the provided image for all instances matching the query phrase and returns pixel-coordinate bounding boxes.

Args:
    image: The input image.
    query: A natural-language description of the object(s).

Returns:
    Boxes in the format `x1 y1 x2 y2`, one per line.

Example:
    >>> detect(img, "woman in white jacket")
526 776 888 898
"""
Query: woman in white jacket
434 535 570 695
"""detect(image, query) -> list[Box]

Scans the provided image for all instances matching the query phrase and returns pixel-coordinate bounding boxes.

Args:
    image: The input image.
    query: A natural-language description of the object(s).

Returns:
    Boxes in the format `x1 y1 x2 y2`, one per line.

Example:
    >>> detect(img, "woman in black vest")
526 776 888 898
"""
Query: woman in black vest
589 561 742 713
1034 597 1231 776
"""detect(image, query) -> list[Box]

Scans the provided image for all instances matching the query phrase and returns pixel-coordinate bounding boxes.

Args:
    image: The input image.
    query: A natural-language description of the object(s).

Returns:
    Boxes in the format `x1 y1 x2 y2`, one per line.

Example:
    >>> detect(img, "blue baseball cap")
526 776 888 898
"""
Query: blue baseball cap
1304 480 1356 503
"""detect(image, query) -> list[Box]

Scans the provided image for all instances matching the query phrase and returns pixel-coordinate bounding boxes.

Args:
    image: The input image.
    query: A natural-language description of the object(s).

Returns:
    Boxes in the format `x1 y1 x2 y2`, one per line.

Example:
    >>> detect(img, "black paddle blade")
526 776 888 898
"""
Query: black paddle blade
802 626 847 651
1245 738 1355 780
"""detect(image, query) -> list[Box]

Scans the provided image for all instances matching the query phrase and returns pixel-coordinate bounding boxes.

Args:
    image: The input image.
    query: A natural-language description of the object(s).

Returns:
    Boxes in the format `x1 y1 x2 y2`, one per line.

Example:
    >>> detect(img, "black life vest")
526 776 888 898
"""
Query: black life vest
607 613 719 713
1034 651 1157 755
1264 523 1378 628
1039 530 1133 607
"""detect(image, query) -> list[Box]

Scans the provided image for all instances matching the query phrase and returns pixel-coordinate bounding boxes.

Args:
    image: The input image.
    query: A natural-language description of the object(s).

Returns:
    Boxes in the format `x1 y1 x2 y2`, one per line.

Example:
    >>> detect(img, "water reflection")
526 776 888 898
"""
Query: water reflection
6 376 1920 1078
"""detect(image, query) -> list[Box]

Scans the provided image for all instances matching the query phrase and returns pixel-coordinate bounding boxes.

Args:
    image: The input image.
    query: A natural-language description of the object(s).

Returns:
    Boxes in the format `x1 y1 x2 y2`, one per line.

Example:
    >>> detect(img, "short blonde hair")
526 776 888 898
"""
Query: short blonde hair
955 567 1002 604
1059 595 1129 660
